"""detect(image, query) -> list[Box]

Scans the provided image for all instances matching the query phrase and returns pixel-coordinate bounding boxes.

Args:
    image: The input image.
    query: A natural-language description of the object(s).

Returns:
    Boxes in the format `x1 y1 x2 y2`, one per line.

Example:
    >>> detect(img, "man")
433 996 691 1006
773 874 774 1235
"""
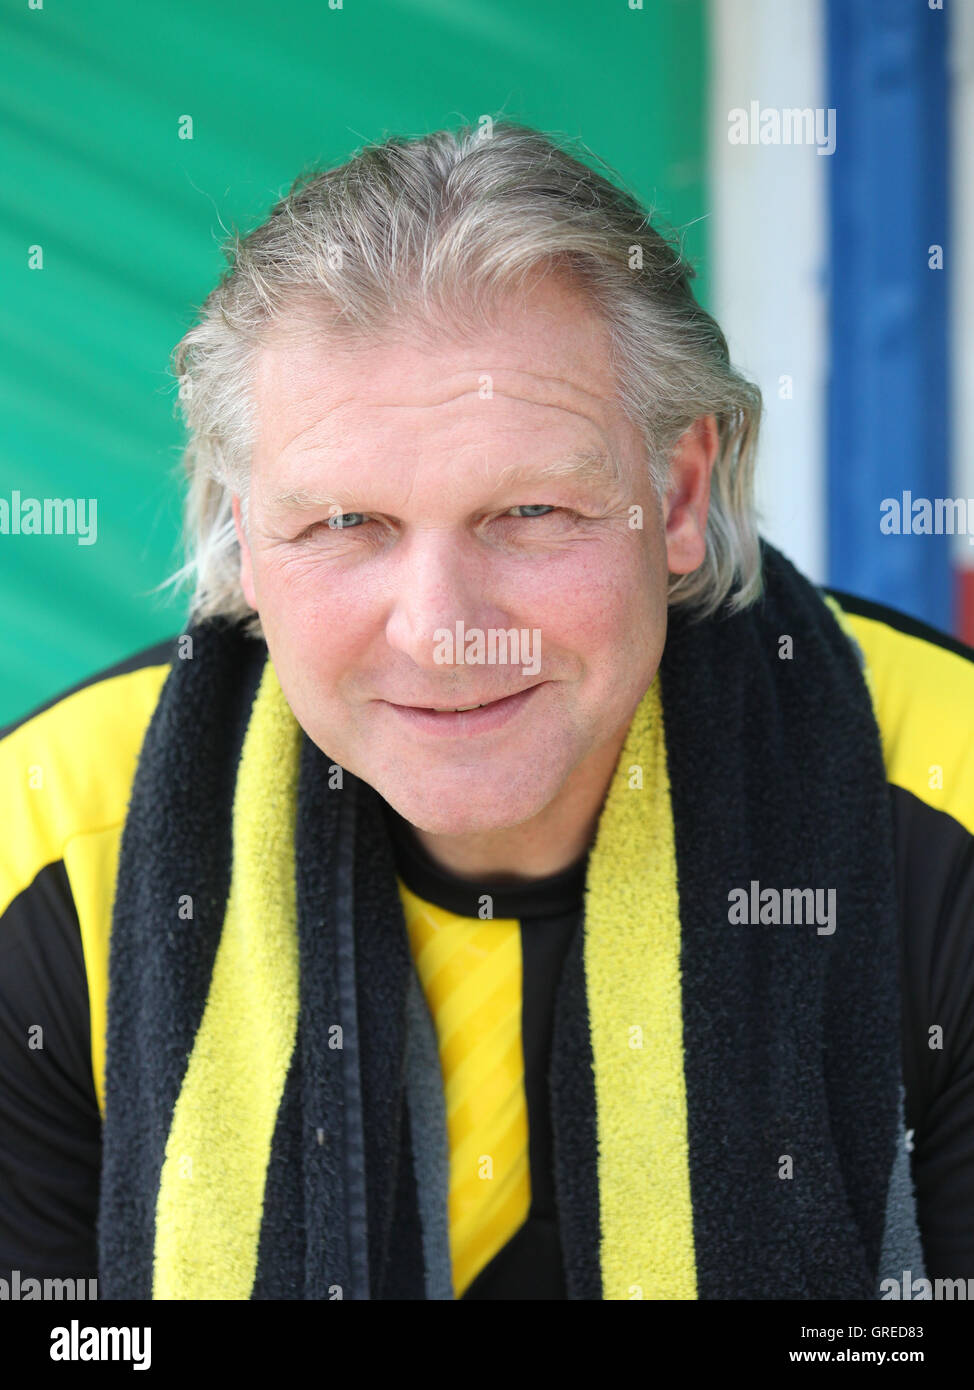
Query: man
2 122 973 1300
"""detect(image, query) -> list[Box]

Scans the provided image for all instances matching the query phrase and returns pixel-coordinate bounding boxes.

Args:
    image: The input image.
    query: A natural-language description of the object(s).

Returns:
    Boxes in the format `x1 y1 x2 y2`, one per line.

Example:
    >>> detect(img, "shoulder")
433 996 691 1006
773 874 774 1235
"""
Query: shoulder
821 587 974 838
0 637 178 921
0 636 180 1120
822 595 974 1268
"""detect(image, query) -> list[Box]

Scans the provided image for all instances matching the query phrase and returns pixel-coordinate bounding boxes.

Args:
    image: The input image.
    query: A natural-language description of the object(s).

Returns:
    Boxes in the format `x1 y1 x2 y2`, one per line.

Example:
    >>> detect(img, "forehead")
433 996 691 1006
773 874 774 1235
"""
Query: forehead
250 273 625 459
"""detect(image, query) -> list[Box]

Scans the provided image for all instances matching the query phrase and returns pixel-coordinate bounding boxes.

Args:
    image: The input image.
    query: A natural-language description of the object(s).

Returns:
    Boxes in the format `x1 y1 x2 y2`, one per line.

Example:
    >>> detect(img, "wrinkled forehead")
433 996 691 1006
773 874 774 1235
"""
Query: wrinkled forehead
248 276 627 474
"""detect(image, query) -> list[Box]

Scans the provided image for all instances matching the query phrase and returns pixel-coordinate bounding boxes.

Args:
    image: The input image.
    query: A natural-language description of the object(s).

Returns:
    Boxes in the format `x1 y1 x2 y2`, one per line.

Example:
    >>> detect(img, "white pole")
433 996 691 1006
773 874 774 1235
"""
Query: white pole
709 0 828 583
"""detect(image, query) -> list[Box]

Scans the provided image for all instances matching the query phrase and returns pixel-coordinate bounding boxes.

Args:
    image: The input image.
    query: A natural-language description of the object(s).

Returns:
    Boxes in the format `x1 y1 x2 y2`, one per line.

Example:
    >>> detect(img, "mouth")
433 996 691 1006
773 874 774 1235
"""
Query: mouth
399 692 522 713
381 683 546 736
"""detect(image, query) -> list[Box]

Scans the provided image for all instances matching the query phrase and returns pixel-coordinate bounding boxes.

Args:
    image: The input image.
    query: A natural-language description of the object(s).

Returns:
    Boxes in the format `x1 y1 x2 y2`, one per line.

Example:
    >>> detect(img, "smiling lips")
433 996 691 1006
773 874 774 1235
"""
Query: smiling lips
394 689 530 712
412 699 498 712
381 683 545 735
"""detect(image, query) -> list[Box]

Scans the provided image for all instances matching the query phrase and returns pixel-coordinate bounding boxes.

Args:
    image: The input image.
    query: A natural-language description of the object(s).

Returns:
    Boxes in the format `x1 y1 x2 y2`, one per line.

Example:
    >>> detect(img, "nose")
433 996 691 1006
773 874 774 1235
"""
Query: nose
383 529 500 671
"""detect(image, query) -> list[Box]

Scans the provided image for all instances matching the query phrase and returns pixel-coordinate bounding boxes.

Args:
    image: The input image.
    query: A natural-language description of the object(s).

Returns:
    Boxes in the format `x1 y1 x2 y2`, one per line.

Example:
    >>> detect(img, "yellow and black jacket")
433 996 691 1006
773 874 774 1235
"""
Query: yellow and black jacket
1 539 973 1297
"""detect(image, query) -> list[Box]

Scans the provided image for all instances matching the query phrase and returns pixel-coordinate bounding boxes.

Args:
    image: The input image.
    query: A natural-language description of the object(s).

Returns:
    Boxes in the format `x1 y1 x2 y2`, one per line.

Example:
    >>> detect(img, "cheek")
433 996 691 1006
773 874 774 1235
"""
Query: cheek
255 556 368 696
560 545 666 704
259 550 347 631
543 540 658 637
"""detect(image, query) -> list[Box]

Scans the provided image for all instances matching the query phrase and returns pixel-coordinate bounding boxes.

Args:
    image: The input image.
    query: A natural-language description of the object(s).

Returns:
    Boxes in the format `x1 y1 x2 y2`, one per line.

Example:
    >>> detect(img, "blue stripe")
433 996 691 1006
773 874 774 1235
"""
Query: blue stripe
826 0 951 628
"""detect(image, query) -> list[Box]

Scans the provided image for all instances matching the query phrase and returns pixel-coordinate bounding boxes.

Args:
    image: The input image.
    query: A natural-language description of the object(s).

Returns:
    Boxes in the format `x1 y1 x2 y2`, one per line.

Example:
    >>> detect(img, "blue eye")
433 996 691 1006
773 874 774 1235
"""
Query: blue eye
302 504 571 542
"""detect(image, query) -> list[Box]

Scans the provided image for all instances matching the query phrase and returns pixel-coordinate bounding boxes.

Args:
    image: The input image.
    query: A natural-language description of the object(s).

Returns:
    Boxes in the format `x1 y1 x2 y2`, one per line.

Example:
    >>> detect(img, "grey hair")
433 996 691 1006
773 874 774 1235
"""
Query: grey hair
164 121 764 634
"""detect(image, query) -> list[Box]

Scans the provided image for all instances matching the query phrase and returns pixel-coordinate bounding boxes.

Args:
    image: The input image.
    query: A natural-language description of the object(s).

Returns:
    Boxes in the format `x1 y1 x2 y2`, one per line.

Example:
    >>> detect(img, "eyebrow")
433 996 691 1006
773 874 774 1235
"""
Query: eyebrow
266 448 623 514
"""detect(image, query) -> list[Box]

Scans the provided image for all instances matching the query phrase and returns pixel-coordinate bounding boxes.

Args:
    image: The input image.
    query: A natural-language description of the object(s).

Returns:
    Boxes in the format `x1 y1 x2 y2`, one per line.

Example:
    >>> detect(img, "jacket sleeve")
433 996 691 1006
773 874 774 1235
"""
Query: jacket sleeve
823 590 974 1285
0 641 177 1295
0 858 102 1287
896 781 974 1282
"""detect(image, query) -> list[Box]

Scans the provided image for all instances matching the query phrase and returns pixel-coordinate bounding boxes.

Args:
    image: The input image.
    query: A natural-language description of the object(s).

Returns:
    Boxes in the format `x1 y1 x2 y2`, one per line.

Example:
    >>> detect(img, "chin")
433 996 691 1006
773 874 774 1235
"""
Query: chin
380 774 555 838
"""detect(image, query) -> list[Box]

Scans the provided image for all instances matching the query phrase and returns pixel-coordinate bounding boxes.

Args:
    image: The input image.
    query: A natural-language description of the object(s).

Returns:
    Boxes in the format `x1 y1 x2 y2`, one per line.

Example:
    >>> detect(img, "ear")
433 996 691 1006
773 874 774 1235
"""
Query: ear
662 414 719 576
231 494 258 610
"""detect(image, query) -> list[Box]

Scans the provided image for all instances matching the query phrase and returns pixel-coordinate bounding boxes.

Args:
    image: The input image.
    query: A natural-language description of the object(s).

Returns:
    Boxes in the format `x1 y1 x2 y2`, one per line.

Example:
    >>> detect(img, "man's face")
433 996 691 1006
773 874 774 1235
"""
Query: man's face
233 272 713 837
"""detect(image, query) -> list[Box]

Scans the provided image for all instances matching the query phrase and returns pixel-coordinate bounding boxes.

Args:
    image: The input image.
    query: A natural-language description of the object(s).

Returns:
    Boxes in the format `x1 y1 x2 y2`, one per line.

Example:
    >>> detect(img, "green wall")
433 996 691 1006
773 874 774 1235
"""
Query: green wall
1 0 708 726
